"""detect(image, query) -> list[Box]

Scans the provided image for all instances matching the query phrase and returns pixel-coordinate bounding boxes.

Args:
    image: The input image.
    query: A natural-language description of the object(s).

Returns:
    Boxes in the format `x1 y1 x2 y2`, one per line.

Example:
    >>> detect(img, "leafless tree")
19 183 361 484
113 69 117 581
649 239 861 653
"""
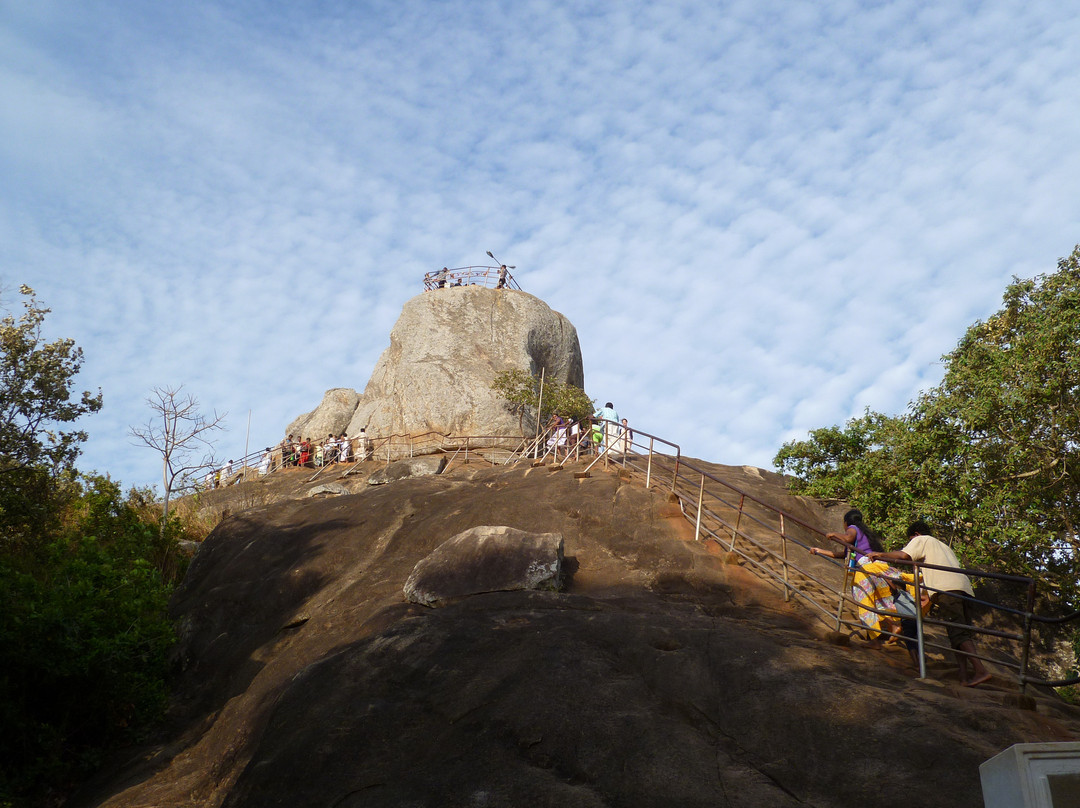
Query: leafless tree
131 385 226 531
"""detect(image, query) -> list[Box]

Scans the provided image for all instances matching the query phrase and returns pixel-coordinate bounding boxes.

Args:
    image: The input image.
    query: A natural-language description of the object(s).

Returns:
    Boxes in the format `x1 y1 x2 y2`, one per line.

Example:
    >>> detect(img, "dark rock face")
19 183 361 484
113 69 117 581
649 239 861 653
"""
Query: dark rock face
403 525 563 606
82 461 1080 808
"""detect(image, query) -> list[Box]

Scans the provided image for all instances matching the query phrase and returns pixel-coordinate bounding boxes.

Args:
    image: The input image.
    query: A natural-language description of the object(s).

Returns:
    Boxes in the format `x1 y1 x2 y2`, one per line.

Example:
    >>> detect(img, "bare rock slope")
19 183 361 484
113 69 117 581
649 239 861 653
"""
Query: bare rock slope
83 458 1080 808
288 286 583 440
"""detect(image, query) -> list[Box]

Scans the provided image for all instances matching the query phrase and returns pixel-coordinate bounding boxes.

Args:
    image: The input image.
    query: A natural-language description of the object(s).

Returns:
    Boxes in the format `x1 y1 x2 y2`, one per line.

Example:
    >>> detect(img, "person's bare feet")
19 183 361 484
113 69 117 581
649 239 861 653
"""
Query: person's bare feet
963 670 992 687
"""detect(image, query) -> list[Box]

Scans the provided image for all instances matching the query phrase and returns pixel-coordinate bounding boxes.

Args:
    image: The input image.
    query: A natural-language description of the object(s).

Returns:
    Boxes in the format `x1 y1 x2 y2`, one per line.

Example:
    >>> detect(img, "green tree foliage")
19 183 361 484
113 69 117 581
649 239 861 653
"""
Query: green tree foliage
774 246 1080 600
0 286 102 548
490 369 594 429
0 289 182 806
0 477 184 805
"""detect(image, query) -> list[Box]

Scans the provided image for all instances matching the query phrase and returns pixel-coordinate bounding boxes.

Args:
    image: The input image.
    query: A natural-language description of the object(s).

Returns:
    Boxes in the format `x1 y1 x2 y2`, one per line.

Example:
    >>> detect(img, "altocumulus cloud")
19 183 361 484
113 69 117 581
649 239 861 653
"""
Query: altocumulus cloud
1 0 1079 486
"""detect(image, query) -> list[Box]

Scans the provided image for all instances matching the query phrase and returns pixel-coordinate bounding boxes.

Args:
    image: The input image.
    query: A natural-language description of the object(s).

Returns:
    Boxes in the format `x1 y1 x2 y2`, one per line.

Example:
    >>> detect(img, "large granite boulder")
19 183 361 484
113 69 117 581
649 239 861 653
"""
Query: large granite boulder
288 286 583 441
287 388 359 441
403 525 564 607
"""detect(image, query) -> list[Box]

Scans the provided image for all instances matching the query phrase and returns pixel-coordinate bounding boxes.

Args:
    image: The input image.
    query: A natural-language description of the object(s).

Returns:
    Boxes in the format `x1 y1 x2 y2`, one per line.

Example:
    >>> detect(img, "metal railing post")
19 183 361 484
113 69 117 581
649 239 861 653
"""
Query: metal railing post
694 474 704 542
834 565 851 632
780 514 790 602
729 494 745 552
913 567 927 679
645 437 654 489
1019 579 1037 696
671 451 680 494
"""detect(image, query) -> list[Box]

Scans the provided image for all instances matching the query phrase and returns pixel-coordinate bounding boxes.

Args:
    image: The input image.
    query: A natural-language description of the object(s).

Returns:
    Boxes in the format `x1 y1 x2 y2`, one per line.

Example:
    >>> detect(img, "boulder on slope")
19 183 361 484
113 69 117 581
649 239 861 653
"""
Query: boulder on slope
287 388 360 441
404 525 563 607
367 456 447 485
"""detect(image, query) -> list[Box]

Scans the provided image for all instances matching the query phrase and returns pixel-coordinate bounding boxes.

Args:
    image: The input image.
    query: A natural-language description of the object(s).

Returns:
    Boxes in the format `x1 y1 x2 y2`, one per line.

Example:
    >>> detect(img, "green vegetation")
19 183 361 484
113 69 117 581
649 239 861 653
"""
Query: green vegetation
0 288 184 806
774 247 1080 604
490 368 595 427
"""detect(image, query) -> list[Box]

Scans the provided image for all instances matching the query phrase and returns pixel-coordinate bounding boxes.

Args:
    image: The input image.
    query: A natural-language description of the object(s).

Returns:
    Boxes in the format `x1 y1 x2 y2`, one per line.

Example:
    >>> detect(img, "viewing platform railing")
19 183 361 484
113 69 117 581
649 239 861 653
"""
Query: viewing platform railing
422 265 521 291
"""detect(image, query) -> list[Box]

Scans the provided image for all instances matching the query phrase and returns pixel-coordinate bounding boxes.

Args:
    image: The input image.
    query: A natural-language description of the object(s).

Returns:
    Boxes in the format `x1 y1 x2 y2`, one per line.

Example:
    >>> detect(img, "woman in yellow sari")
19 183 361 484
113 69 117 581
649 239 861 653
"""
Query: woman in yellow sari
809 509 901 648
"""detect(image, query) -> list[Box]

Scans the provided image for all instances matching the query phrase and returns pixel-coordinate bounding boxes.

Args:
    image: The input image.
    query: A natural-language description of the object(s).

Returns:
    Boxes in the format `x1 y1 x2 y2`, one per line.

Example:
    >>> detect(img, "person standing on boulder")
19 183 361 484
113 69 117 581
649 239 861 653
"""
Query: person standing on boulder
869 521 992 687
594 402 619 452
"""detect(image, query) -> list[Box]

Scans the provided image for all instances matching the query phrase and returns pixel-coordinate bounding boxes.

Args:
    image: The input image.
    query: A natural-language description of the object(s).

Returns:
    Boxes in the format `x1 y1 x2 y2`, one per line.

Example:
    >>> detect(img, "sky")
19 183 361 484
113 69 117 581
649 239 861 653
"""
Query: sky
3 0 1079 490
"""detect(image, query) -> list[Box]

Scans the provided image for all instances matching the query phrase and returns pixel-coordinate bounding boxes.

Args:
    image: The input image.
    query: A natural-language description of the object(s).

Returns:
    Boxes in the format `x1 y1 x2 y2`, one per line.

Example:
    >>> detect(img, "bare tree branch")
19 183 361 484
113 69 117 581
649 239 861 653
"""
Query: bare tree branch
130 385 226 532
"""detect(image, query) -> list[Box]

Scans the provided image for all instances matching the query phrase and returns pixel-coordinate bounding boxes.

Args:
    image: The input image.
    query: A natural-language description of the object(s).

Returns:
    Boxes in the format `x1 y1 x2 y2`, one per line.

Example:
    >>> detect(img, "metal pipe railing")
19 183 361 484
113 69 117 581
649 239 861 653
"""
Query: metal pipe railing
208 417 1080 694
422 265 522 291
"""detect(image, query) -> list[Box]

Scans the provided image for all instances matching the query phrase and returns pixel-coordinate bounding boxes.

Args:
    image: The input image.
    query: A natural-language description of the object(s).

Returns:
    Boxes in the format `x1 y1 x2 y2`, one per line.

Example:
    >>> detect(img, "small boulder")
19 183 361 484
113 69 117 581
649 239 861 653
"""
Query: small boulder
404 526 564 607
367 456 447 485
305 482 351 498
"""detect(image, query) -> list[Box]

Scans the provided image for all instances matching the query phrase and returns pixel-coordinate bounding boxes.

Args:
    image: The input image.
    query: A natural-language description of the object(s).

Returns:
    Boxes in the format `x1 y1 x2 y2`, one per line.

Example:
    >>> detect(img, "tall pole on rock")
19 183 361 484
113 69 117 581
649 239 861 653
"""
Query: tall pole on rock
534 367 545 458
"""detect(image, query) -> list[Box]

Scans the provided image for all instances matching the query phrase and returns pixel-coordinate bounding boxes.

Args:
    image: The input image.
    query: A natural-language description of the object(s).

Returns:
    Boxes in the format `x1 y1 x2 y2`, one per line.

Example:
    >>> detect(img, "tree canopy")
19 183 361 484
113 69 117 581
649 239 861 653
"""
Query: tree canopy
0 288 182 806
0 286 102 474
0 287 102 548
774 246 1080 601
490 368 595 428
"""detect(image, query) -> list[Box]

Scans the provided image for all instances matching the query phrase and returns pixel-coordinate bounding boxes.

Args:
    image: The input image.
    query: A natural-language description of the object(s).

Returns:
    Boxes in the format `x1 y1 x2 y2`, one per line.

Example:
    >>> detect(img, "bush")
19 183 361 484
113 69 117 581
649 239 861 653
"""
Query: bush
0 476 184 806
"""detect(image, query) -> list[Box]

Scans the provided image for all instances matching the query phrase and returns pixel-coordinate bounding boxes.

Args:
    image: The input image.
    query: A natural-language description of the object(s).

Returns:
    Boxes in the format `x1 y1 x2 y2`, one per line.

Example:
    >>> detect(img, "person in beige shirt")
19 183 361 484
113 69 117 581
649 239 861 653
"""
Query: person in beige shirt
870 520 991 687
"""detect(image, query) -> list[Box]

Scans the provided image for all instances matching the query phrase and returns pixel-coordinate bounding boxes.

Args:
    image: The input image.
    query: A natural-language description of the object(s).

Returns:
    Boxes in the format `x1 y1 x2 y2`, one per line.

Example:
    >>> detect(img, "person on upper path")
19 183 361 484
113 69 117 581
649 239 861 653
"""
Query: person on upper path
869 521 992 687
594 402 620 452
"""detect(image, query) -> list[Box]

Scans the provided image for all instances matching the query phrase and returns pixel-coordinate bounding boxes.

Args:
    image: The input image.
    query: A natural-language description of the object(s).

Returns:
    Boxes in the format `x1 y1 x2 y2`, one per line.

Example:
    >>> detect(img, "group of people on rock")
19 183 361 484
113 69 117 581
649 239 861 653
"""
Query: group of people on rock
273 429 372 471
204 460 235 489
809 510 992 687
424 266 512 290
545 403 633 460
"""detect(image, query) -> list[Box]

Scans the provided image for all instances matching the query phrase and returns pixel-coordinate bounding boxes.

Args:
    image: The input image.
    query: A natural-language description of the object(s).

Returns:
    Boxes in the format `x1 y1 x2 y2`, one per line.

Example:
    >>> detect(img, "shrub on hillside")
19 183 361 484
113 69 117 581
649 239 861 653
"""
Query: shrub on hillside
0 476 184 806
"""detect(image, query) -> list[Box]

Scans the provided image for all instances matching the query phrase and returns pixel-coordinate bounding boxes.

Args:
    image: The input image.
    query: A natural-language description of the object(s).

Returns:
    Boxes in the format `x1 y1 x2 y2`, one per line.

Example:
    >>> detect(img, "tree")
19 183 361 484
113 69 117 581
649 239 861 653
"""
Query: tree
0 286 102 545
130 386 225 529
490 369 594 432
0 289 180 805
774 246 1080 601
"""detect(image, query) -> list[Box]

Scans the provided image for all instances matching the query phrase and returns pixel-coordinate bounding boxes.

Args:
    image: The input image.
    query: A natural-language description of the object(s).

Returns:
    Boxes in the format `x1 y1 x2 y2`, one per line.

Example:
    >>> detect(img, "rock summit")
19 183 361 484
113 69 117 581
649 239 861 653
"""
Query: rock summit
288 286 583 440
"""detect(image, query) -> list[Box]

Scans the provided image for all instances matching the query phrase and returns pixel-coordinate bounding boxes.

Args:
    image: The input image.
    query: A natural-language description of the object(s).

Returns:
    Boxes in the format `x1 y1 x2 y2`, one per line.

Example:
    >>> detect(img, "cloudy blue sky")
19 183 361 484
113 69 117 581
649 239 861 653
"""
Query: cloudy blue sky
3 0 1079 489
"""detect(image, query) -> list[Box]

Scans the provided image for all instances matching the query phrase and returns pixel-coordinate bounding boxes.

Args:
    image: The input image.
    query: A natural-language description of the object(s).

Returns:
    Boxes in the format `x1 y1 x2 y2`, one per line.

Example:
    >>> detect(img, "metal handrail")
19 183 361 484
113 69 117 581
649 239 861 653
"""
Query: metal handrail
210 418 1080 693
602 439 1080 694
423 265 522 291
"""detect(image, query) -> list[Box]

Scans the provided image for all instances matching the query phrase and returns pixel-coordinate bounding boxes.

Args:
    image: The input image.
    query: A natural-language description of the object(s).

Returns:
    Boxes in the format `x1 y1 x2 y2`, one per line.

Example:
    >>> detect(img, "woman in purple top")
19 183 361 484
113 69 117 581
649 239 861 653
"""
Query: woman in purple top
809 509 900 649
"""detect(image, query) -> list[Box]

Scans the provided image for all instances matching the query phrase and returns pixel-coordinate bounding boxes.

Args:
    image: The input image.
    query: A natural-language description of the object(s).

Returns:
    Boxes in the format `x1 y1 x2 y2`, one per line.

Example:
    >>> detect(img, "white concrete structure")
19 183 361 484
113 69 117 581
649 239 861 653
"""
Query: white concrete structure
980 743 1080 807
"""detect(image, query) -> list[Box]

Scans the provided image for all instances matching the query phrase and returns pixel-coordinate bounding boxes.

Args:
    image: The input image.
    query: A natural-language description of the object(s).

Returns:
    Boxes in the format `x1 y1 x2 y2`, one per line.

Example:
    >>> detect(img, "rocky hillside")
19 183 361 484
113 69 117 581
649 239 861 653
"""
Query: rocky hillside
79 454 1080 808
288 286 583 440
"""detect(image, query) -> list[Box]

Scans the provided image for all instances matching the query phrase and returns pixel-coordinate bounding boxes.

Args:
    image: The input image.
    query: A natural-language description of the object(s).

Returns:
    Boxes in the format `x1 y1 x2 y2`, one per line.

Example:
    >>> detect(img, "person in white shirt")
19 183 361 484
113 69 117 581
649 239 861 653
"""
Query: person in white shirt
870 521 991 687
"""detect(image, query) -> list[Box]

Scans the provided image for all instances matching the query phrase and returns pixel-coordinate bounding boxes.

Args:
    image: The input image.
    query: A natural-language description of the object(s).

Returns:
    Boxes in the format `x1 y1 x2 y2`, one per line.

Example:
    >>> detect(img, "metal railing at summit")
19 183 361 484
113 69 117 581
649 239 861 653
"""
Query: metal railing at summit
422 265 522 291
